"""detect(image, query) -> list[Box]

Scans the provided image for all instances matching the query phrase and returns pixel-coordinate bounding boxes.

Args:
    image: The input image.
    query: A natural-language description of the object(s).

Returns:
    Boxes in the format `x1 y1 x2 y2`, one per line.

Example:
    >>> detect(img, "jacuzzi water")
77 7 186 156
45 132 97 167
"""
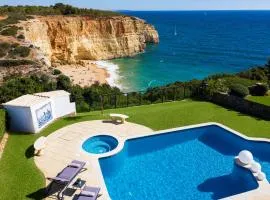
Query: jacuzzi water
99 125 270 200
82 135 118 154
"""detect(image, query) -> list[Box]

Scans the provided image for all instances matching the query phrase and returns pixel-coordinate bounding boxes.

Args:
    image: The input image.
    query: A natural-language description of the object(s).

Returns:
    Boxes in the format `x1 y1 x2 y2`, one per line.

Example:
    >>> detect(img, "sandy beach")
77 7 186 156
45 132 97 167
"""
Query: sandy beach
56 61 109 87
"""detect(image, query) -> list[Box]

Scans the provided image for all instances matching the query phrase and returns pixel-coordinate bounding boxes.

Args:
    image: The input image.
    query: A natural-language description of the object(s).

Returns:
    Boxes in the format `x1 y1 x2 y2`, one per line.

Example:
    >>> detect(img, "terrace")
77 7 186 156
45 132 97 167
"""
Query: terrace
0 99 270 199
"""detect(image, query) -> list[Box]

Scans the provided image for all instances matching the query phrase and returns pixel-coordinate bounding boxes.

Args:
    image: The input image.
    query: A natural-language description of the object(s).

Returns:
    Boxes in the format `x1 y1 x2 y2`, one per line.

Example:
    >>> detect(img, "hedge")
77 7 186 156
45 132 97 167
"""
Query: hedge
229 83 249 98
0 109 6 141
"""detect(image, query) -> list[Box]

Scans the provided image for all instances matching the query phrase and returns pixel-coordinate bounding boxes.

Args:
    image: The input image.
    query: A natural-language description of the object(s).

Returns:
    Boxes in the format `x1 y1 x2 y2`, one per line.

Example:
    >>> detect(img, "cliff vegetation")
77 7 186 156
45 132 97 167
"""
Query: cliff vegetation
0 3 122 17
0 62 269 112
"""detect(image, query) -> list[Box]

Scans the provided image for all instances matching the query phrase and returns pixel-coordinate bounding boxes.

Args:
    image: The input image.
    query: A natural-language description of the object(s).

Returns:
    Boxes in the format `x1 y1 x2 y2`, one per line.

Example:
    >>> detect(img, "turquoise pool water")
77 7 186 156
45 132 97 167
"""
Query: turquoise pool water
99 125 270 199
82 135 118 154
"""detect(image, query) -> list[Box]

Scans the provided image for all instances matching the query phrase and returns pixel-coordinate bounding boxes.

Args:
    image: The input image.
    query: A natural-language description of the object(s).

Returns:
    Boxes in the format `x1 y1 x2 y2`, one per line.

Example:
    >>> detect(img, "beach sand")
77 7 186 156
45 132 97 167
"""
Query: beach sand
56 61 109 87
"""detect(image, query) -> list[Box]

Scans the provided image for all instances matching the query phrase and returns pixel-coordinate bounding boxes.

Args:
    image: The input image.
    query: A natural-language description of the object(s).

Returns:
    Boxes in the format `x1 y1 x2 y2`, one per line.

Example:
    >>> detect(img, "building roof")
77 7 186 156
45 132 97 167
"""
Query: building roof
3 94 48 107
34 90 70 98
3 90 70 107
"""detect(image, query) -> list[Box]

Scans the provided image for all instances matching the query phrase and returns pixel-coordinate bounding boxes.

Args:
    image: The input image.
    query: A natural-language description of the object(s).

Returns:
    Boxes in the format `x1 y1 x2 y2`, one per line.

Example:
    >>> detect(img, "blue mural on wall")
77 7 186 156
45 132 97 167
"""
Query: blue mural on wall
35 103 53 128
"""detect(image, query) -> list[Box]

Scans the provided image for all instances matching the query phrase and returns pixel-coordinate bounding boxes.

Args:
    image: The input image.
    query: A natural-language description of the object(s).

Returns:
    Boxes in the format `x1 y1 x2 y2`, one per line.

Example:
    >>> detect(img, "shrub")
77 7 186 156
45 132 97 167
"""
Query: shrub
249 83 269 96
0 26 19 36
0 42 10 50
206 79 229 96
238 66 268 82
52 69 62 75
229 84 249 98
223 77 256 87
0 42 10 58
17 34 25 40
0 59 35 67
10 46 30 57
0 13 27 28
76 101 90 112
56 75 72 90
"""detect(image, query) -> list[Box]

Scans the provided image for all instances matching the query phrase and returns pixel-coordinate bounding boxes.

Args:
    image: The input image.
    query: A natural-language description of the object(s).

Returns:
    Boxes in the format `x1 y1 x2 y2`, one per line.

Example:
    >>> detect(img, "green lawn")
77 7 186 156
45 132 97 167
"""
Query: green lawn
0 109 5 141
246 95 270 106
0 100 270 199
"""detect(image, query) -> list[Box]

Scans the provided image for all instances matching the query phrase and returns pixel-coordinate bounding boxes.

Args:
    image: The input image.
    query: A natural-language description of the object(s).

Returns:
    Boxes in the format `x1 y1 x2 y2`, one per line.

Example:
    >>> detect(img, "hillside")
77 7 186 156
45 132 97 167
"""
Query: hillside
0 4 159 84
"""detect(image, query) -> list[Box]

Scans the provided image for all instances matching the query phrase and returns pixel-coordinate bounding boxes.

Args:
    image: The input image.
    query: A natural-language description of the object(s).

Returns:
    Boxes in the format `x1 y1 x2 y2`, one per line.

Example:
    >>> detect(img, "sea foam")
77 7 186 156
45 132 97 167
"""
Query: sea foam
93 60 123 89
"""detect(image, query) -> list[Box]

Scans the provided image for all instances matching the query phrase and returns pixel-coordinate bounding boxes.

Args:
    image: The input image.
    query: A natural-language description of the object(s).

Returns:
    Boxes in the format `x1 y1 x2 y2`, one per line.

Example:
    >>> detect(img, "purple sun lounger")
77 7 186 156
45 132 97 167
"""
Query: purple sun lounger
77 186 101 200
46 160 86 199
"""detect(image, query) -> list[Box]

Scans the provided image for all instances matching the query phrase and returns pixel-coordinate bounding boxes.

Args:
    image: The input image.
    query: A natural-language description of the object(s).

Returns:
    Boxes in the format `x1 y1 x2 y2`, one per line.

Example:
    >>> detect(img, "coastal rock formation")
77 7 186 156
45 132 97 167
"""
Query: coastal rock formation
21 15 159 65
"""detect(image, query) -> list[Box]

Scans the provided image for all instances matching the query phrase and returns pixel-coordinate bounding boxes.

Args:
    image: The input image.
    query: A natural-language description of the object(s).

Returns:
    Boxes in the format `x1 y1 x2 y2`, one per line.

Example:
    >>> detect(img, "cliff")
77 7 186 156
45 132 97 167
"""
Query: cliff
21 15 159 65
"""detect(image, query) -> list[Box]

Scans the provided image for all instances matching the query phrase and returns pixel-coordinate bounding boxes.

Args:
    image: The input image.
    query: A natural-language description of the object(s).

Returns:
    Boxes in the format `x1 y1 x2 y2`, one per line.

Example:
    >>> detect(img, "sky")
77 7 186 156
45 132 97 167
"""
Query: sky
1 0 270 11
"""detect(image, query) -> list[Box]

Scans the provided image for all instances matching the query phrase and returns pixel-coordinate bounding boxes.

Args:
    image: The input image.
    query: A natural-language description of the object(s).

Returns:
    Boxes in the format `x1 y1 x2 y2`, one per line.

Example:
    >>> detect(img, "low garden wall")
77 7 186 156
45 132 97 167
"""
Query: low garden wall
211 93 270 120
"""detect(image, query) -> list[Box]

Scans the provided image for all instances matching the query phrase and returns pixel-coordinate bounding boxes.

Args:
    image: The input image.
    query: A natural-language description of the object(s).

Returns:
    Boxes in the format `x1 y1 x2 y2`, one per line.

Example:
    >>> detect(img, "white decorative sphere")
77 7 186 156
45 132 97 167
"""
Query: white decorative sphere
238 150 253 165
257 172 266 181
250 161 261 173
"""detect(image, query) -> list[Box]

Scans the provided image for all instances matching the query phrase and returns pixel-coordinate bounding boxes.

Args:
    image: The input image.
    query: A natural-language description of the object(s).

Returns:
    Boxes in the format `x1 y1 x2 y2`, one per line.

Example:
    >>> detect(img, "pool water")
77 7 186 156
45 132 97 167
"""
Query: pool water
82 135 118 154
99 125 270 200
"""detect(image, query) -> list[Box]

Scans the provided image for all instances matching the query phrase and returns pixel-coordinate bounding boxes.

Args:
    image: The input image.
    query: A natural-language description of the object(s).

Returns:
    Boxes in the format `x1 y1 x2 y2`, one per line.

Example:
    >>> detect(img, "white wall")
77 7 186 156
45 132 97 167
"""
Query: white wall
52 95 76 119
4 93 76 134
4 106 35 133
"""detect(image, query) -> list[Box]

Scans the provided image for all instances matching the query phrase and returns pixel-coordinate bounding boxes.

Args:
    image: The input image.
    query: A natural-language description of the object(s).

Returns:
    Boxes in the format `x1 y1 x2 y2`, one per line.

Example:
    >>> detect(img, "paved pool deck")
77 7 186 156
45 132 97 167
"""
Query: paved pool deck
34 120 270 200
35 120 153 200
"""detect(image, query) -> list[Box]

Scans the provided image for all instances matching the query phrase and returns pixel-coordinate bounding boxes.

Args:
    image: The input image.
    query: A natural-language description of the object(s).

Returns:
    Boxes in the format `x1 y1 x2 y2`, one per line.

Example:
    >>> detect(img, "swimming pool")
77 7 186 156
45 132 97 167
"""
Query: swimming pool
98 124 270 200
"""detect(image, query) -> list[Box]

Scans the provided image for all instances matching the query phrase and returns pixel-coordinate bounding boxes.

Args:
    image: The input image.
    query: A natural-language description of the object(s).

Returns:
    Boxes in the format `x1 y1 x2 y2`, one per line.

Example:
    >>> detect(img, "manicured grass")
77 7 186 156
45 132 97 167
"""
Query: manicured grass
0 109 5 141
246 95 270 106
0 100 270 199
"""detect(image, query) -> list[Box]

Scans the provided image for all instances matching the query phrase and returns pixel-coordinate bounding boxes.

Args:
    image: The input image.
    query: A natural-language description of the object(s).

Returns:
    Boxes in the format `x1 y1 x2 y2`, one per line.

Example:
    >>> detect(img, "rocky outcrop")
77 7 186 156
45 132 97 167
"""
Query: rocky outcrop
21 15 159 65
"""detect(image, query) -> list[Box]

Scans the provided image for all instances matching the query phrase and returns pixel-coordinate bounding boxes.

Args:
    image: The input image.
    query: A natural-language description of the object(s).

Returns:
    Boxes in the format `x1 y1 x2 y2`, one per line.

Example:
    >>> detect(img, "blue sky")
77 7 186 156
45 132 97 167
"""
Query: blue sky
1 0 270 11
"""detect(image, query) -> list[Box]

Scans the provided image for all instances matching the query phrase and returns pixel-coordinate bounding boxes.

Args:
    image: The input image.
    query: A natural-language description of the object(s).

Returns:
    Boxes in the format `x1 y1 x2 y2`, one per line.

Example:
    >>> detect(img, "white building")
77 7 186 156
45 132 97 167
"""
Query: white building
3 90 76 133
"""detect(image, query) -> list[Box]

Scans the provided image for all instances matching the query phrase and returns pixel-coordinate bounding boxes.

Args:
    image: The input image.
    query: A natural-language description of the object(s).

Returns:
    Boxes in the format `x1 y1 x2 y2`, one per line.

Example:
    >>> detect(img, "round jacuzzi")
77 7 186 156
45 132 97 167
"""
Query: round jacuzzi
82 135 118 154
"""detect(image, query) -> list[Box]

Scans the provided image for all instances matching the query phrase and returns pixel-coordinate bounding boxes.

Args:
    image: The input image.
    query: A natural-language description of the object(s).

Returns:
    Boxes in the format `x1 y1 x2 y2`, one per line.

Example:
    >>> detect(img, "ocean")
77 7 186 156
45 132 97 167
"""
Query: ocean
103 11 270 92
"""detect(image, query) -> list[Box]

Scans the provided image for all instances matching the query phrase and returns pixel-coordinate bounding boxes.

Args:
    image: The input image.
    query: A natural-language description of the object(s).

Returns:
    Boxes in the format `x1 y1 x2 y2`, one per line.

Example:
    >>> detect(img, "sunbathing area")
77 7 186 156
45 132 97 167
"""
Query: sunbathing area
1 99 270 200
33 119 270 200
35 120 152 199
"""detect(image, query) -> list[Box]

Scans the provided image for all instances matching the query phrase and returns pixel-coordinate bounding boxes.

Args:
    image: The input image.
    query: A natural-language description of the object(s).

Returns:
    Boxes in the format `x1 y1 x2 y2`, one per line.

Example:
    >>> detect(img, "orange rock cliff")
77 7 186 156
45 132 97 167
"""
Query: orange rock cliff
21 15 159 66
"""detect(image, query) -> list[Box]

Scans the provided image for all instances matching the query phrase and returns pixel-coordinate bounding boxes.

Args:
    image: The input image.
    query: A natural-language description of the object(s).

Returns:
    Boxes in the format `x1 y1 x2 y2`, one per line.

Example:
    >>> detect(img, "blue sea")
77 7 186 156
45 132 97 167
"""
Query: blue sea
107 11 270 91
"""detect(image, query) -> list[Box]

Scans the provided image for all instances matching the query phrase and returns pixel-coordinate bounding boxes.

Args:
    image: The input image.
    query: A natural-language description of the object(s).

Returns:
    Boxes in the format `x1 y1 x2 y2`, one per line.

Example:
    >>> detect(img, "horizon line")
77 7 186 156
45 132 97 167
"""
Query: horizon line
1 4 270 12
117 9 270 12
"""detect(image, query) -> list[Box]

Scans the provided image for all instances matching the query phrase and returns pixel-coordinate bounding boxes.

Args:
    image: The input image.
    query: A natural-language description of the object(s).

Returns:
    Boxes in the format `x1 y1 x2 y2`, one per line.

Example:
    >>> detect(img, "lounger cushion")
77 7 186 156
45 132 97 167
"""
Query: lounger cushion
81 191 95 197
56 160 86 181
77 186 100 200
